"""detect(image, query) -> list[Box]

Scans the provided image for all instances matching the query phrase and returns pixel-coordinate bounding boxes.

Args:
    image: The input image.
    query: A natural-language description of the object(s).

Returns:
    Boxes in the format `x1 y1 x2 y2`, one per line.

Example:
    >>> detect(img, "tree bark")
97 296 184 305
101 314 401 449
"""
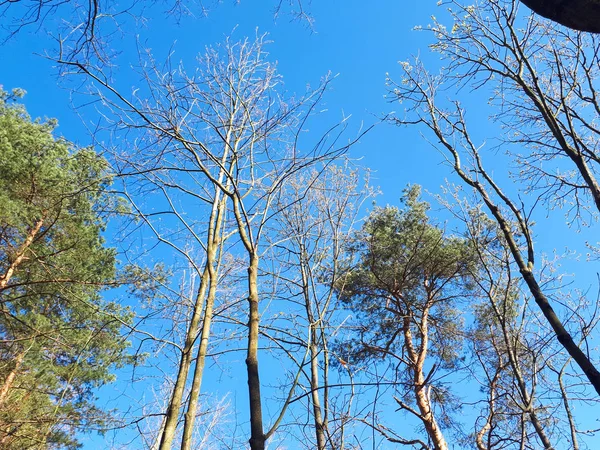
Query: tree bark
158 266 211 450
246 252 265 450
160 128 233 450
0 217 44 291
294 242 328 449
403 308 448 450
180 192 227 450
309 334 327 450
179 264 218 450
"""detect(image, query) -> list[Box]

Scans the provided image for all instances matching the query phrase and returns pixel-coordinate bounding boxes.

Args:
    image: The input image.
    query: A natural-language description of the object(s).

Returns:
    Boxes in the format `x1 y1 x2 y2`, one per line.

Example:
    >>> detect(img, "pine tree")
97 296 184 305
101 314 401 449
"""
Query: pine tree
336 186 477 449
0 88 131 449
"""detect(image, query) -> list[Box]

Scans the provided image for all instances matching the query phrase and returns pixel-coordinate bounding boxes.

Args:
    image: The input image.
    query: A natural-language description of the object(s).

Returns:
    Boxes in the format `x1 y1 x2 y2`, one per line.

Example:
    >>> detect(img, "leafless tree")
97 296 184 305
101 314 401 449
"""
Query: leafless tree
60 33 370 449
461 204 554 449
388 0 600 396
426 0 600 222
266 162 375 449
439 189 600 449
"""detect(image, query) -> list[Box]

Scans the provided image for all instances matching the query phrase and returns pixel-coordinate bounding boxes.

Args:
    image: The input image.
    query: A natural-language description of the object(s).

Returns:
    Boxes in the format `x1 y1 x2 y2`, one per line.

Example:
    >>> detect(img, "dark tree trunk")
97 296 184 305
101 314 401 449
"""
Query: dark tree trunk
520 0 600 33
246 253 265 450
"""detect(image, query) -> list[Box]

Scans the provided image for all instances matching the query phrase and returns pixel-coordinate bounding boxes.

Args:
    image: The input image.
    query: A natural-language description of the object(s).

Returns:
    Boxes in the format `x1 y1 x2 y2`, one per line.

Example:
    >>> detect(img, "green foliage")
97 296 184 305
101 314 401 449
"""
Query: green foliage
337 185 477 368
0 88 131 449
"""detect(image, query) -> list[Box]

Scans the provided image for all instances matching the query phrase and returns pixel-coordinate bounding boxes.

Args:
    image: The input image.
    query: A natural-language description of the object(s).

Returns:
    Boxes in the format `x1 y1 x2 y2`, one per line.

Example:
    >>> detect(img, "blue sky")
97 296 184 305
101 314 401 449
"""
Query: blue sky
2 0 600 448
0 0 447 201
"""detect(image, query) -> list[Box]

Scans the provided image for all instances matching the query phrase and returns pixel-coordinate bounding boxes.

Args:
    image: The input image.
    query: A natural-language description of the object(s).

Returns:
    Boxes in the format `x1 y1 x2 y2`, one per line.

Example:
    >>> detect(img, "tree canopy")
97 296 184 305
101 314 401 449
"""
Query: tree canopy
0 88 131 449
2 0 600 448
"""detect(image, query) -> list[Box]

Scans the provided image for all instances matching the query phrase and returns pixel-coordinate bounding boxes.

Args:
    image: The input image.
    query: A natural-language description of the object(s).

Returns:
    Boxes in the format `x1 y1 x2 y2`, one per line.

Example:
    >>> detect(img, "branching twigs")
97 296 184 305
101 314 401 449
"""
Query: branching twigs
67 33 369 449
389 3 600 396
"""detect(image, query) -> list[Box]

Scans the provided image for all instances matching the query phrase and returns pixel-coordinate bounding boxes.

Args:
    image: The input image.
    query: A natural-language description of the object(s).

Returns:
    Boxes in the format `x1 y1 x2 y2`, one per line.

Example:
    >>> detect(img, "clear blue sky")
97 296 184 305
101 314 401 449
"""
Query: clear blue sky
1 1 598 448
0 0 447 201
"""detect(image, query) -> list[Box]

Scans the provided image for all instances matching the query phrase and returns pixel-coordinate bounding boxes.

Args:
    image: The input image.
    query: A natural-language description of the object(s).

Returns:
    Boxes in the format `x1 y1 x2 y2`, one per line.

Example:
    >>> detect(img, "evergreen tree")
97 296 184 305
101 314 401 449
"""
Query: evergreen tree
0 88 131 449
336 186 477 448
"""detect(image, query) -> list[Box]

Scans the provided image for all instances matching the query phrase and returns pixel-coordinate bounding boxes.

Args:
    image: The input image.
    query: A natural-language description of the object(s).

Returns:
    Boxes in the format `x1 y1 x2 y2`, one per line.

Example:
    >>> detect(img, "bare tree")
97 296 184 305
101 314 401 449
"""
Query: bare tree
98 80 237 450
388 0 600 396
462 205 554 449
426 0 600 221
267 162 375 449
60 33 369 449
437 188 600 449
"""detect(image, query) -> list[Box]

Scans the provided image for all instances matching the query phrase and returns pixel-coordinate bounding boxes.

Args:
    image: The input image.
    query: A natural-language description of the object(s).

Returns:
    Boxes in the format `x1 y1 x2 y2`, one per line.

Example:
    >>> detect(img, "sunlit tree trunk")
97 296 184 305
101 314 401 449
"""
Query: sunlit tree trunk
403 300 448 450
180 188 228 450
159 167 231 450
0 217 44 291
158 271 210 450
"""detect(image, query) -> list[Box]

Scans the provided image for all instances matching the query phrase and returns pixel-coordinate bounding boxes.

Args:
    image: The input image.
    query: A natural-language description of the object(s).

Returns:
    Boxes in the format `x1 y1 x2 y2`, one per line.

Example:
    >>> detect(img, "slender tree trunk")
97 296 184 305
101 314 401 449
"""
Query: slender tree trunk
0 350 26 407
505 340 553 449
519 413 527 450
159 128 234 450
557 361 579 450
299 248 327 450
179 266 218 450
443 140 600 396
229 181 266 450
180 193 227 450
309 331 326 450
521 268 600 395
158 267 211 450
322 341 331 443
0 217 44 290
246 252 265 450
475 364 500 450
488 293 553 449
303 325 326 449
310 338 335 448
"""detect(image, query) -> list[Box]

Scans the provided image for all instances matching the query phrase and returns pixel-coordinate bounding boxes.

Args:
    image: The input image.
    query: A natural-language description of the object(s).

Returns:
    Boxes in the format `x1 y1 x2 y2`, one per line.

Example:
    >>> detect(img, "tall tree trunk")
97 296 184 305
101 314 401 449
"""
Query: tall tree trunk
158 267 211 450
489 297 554 449
230 184 266 450
179 265 218 450
246 252 265 450
180 193 227 450
159 134 233 450
300 251 327 450
309 330 326 450
402 308 448 450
